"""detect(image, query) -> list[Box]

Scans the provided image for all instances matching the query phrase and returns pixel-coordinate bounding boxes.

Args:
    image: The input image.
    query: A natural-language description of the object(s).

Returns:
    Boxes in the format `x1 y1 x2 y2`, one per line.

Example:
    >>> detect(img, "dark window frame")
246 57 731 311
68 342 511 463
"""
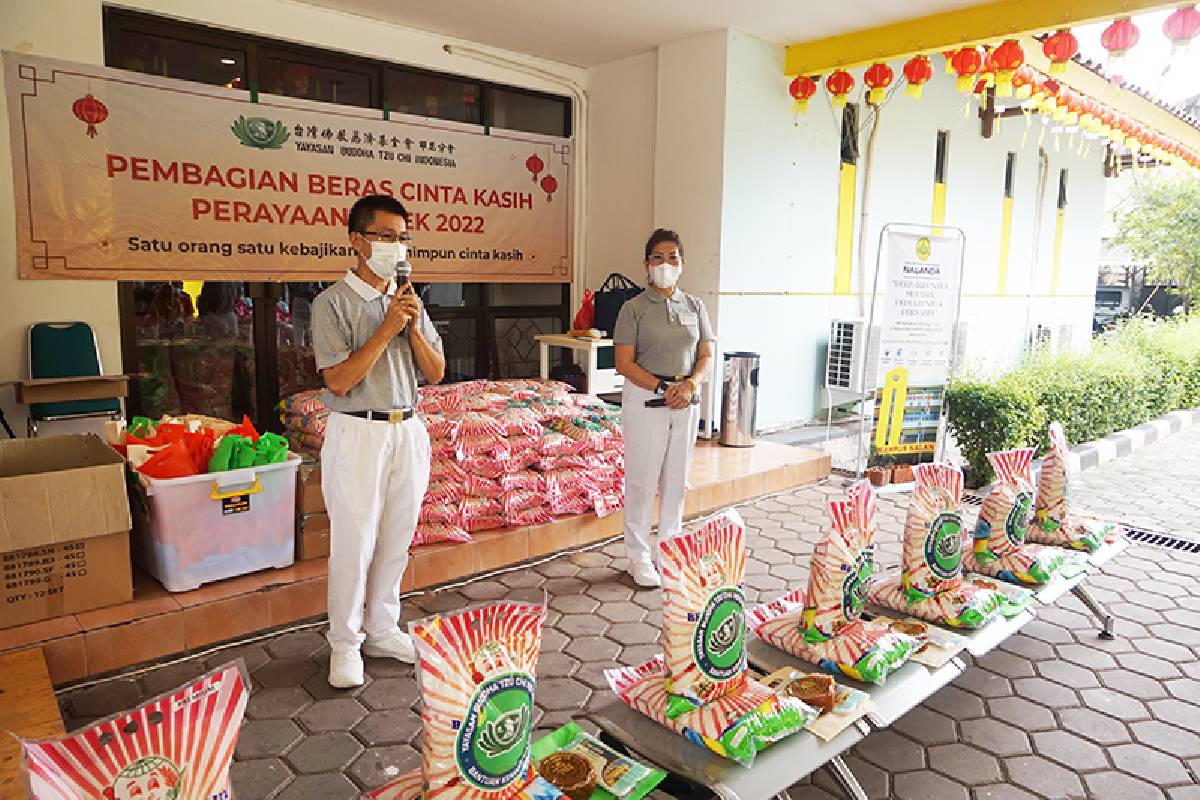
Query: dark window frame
934 130 950 184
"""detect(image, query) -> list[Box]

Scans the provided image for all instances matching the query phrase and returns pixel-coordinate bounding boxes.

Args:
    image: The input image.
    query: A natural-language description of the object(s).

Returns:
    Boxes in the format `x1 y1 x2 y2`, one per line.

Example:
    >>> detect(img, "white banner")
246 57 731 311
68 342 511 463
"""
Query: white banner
4 51 572 283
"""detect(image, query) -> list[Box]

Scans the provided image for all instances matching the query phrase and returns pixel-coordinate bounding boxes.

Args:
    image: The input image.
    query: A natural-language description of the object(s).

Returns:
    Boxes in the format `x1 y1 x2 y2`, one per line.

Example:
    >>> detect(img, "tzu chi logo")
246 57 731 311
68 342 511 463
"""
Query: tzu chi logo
102 756 184 800
230 115 290 149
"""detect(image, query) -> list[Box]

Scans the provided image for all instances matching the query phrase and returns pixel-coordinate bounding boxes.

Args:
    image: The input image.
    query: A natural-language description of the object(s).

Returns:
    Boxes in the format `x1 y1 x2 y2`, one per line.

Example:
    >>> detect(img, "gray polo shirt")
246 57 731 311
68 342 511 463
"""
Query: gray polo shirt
311 271 443 412
613 287 714 377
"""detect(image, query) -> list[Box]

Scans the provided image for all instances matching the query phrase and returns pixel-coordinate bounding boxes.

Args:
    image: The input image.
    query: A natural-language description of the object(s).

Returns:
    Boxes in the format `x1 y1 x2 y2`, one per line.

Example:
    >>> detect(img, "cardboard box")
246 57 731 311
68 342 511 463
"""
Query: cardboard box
296 511 330 561
296 462 325 514
0 434 133 629
7 375 131 405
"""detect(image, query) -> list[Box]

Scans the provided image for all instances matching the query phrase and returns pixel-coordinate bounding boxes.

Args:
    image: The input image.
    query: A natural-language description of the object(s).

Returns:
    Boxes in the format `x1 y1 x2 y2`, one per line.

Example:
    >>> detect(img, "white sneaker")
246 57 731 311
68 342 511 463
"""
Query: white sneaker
629 561 661 588
363 631 417 663
328 648 364 688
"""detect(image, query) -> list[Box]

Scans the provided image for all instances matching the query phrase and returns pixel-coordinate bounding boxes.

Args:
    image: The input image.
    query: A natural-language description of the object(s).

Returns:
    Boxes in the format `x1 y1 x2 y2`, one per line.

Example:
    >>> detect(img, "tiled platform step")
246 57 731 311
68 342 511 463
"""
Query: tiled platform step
0 440 830 686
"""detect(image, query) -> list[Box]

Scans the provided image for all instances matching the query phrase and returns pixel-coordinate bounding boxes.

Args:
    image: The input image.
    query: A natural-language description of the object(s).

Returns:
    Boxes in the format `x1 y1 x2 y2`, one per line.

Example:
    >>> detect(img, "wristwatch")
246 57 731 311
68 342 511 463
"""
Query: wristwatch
655 379 669 394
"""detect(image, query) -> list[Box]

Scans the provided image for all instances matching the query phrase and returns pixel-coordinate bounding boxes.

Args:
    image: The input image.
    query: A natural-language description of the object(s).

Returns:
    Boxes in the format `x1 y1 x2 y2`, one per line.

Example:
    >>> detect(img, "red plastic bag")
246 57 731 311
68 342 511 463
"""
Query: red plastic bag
137 440 201 479
224 415 260 443
573 289 595 330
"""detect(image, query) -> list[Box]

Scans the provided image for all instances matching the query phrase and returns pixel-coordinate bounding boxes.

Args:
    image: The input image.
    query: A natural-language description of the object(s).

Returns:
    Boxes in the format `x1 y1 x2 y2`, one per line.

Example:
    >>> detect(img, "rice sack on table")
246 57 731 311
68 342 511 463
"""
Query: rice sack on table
868 463 1007 628
659 509 748 718
964 448 1066 585
749 480 917 685
604 656 815 768
1028 421 1119 552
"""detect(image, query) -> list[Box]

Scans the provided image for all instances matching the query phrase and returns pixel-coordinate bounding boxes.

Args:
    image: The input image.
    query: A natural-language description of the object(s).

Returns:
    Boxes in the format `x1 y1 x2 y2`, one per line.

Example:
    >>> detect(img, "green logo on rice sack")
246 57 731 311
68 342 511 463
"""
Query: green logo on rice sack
1005 491 1034 547
841 552 874 620
924 511 963 579
456 672 535 789
693 587 745 680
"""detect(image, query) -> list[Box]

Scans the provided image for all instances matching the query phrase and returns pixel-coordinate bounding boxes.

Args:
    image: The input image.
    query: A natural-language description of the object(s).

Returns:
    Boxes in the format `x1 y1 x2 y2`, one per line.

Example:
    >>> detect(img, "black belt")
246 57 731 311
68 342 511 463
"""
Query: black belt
343 408 415 423
651 373 688 382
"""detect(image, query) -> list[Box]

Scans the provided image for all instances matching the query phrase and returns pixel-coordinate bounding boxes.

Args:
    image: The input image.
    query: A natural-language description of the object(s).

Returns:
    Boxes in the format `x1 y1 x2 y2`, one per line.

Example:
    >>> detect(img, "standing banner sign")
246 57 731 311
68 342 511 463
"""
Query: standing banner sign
861 225 965 465
4 51 572 283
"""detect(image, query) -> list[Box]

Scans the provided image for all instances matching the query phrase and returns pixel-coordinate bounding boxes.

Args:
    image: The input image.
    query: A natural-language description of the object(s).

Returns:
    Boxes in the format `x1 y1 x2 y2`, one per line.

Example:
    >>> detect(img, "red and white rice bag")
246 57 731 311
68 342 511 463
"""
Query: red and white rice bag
803 481 878 639
967 448 1066 584
413 523 473 547
425 479 466 504
500 470 543 492
421 503 463 526
495 407 544 438
900 463 966 596
410 601 547 800
431 458 468 484
453 412 510 460
21 662 248 800
463 474 504 499
1029 422 1115 552
659 509 748 716
460 497 505 532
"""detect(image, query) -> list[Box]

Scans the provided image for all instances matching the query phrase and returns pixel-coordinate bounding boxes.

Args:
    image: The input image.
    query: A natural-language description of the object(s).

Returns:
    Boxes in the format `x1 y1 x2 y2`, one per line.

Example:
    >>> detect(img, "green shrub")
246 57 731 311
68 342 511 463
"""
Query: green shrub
946 315 1200 484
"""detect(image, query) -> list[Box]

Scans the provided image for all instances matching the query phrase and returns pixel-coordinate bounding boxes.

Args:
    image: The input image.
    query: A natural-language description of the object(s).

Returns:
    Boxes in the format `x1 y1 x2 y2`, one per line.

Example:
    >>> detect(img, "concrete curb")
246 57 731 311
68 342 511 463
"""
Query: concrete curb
1068 406 1200 473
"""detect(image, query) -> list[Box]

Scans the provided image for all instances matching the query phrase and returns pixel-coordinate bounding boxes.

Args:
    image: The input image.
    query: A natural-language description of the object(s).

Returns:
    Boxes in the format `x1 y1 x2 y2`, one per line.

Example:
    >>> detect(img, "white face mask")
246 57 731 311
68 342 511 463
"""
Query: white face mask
363 241 406 279
650 263 681 289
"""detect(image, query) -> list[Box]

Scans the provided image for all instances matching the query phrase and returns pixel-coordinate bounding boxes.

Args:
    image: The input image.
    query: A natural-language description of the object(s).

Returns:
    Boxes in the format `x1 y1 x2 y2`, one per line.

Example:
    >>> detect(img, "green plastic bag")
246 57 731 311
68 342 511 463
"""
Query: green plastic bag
129 416 157 438
253 432 290 466
208 434 257 473
532 723 664 800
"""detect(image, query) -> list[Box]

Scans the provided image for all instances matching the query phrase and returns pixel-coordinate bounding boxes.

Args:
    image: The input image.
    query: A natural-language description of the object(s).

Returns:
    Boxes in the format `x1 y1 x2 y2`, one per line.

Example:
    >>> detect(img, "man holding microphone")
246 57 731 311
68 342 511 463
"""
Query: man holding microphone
312 194 445 688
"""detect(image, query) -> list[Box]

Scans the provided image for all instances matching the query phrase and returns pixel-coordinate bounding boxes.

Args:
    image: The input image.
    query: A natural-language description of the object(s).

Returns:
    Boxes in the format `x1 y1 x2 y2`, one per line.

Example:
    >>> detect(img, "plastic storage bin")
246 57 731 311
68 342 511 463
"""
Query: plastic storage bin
131 453 300 592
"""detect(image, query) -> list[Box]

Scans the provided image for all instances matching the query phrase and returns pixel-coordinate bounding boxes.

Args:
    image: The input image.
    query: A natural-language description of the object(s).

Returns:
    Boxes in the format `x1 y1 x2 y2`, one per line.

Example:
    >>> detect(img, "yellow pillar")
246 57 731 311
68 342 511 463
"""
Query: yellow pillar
834 163 857 295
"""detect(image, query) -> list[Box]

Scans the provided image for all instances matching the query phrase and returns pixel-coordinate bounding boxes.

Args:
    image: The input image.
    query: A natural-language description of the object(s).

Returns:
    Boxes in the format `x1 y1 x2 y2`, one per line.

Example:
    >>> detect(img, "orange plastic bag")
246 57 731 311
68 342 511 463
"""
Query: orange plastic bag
137 440 201 479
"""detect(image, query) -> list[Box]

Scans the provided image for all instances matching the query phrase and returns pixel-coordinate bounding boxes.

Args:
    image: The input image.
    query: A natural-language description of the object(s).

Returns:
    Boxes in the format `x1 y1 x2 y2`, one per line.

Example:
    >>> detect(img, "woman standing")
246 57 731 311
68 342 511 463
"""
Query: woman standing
613 229 714 587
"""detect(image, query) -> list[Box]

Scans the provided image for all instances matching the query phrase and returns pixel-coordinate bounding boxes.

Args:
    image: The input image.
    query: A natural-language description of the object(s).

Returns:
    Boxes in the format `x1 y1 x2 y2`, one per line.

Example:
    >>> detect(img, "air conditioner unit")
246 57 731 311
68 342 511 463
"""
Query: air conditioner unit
824 319 880 406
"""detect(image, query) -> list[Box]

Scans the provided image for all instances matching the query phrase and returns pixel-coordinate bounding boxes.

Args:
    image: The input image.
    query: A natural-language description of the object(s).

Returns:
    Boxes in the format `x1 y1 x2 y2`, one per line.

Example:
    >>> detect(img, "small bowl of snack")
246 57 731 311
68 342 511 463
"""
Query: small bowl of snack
538 751 597 800
783 673 838 716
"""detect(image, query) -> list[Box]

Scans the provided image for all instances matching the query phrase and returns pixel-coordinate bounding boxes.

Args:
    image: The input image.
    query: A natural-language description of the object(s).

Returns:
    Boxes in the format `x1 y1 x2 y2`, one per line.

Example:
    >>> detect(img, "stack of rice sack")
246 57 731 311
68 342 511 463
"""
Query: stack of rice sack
748 481 918 685
869 463 1012 628
605 510 816 767
369 601 562 800
278 389 330 460
416 379 624 547
964 448 1066 585
1029 422 1120 552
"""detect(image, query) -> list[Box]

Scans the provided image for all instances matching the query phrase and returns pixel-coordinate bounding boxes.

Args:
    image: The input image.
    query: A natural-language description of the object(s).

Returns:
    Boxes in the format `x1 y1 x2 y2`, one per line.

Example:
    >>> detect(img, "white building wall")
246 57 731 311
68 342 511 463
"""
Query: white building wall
716 33 1107 427
0 0 584 434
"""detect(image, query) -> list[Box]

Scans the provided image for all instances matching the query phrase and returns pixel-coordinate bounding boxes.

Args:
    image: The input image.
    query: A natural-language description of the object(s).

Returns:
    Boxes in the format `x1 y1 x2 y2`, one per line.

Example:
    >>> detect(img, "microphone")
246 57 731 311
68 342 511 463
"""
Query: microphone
395 259 413 282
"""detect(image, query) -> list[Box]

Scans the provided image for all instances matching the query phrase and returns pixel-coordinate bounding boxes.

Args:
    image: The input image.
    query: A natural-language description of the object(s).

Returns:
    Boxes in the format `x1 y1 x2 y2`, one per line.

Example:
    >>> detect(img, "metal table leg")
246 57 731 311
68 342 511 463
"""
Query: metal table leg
1072 584 1116 640
826 756 868 800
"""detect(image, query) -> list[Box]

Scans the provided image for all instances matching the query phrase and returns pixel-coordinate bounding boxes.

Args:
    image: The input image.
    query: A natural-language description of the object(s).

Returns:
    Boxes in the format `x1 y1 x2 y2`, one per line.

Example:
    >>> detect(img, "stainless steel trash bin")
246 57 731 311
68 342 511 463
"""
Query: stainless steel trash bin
719 351 759 447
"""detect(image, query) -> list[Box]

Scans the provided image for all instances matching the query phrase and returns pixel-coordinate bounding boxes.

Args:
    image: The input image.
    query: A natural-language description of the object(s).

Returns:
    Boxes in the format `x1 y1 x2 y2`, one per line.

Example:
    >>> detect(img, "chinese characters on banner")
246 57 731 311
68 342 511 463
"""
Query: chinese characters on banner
871 231 963 456
4 52 572 282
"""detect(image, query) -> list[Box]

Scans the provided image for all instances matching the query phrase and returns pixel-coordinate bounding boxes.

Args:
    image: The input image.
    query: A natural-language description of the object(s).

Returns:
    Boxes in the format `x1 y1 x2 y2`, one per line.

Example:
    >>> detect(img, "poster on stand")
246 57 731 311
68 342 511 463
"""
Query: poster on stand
4 51 571 283
870 230 963 457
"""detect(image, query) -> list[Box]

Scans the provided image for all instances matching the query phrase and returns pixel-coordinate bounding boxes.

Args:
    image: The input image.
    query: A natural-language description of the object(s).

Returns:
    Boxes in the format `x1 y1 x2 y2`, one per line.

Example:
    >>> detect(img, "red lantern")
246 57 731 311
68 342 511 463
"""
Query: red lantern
789 75 818 112
525 154 544 183
903 55 933 99
1012 65 1036 100
825 69 855 109
950 47 983 93
540 174 558 202
942 50 958 74
1101 16 1140 68
1042 29 1078 74
990 39 1025 96
1164 5 1200 55
863 62 894 104
72 93 108 138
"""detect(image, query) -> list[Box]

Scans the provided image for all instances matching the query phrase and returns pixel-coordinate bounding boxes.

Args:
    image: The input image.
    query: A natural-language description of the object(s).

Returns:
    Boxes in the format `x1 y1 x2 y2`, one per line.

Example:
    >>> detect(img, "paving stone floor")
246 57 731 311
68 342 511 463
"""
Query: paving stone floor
58 425 1200 799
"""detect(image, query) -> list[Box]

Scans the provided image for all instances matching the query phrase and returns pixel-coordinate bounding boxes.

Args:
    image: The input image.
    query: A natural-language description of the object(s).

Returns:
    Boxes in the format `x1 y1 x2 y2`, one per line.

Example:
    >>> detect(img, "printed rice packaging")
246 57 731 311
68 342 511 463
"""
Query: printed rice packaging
21 662 248 800
605 656 815 768
867 463 1007 629
411 601 547 800
1028 422 1116 552
659 509 748 717
966 448 1066 585
748 481 917 684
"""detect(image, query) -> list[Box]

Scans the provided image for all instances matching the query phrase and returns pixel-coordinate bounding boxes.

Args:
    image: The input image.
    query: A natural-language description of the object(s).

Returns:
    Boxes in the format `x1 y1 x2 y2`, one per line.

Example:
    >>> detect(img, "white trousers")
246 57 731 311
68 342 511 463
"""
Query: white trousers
621 382 700 566
322 412 430 651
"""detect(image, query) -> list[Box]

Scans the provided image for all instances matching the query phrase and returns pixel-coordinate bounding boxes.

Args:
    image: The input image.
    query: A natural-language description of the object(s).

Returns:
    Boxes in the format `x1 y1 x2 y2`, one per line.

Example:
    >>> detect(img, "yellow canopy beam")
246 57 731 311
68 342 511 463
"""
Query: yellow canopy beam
785 0 1181 76
1019 35 1200 151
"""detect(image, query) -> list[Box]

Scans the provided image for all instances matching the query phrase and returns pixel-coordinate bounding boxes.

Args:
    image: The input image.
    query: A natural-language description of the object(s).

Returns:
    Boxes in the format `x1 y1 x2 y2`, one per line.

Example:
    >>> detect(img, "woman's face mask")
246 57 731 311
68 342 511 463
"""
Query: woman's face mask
647 247 683 289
